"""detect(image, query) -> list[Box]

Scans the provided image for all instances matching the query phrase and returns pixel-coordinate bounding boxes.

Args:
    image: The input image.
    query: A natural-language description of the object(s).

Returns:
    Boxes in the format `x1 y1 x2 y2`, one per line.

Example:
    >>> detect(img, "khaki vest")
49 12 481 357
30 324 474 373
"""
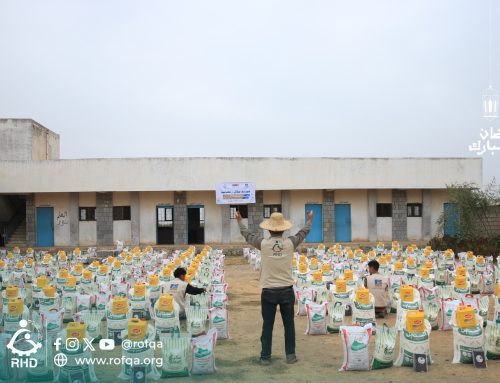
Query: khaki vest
259 236 295 289
165 277 188 314
366 273 389 308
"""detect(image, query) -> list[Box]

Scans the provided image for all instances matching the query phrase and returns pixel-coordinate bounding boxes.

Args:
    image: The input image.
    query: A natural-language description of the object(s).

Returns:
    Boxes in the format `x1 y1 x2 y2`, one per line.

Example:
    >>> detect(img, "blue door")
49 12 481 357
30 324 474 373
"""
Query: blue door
335 204 352 242
305 204 323 243
443 203 458 237
36 207 54 246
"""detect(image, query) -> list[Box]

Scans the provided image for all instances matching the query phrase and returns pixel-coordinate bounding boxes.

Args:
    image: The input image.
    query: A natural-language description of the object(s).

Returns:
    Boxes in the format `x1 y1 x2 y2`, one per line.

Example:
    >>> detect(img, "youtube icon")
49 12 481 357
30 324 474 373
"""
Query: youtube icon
99 339 115 351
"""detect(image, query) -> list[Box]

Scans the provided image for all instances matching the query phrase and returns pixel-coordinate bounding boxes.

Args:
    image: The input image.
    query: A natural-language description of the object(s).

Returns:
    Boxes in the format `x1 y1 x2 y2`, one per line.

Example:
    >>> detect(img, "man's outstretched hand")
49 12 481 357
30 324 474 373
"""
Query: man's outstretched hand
307 210 314 223
235 211 242 222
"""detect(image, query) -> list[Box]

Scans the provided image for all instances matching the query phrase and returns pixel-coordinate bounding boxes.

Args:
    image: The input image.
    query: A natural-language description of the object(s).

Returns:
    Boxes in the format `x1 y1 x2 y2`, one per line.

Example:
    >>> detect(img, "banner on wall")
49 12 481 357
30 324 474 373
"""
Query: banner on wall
216 182 256 205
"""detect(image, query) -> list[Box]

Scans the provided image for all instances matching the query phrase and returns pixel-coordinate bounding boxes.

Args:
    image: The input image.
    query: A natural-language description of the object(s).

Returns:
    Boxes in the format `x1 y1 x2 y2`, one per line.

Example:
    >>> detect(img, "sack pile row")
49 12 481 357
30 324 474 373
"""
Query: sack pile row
244 242 500 369
0 245 228 381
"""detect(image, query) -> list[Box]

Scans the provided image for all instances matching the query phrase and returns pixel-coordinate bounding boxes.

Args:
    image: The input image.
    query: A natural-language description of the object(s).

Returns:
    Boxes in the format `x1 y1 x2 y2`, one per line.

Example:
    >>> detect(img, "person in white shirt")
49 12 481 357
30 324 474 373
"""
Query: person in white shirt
364 260 390 318
165 267 206 319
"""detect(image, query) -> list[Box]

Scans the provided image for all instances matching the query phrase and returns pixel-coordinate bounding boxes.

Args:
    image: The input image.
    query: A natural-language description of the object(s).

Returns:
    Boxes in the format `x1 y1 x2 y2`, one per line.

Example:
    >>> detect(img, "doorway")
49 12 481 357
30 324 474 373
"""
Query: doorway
36 207 54 246
156 205 174 245
305 204 323 243
443 202 458 237
334 204 352 242
187 206 205 244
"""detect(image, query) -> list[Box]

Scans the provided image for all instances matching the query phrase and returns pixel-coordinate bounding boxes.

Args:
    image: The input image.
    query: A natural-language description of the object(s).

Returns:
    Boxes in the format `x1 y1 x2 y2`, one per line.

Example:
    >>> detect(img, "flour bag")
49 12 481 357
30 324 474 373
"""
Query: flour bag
305 302 328 335
191 328 217 375
339 324 373 371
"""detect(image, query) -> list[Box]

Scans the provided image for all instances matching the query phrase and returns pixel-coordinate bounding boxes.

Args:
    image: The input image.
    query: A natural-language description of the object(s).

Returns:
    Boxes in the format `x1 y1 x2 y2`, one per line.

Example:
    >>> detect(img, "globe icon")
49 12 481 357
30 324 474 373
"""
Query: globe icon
53 353 68 367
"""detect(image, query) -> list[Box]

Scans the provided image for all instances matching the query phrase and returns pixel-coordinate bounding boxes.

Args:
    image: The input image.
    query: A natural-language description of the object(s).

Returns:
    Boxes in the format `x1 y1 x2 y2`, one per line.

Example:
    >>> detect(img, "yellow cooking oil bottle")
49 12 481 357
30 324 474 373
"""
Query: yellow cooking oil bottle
456 266 467 277
405 310 425 332
67 322 86 340
66 276 77 287
128 318 147 341
6 285 19 299
335 278 347 293
149 275 159 286
298 262 308 273
59 268 69 279
321 263 330 274
312 270 322 283
455 275 467 289
420 268 430 279
37 276 47 288
394 261 404 272
355 287 370 304
8 298 24 315
344 269 353 281
111 296 128 315
43 285 56 298
455 305 477 328
134 282 146 297
400 285 414 302
158 294 174 312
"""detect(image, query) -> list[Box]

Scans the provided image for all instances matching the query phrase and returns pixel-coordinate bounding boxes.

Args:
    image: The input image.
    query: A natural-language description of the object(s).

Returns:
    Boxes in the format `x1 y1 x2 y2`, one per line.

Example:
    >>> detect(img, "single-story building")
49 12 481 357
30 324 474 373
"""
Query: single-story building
0 119 482 247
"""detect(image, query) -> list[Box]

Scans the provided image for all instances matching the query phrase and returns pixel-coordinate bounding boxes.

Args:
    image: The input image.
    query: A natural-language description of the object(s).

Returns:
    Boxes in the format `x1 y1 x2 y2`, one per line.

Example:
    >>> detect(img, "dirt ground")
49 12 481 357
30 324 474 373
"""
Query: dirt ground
86 255 500 383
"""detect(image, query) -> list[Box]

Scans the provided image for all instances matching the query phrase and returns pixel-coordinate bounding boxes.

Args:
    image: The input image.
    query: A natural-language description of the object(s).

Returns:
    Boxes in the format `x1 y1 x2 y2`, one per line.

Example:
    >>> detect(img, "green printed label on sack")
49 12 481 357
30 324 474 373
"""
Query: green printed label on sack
195 348 211 358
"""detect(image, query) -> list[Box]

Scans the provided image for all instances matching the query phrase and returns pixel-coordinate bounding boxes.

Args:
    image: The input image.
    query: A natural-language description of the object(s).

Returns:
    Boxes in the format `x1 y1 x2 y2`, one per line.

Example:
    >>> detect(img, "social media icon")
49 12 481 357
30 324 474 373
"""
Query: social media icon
65 338 80 352
99 338 115 351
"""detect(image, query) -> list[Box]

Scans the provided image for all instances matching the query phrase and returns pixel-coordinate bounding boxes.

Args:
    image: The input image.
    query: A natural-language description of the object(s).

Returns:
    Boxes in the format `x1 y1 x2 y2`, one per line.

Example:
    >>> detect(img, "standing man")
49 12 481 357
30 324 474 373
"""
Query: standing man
364 260 390 318
236 210 313 365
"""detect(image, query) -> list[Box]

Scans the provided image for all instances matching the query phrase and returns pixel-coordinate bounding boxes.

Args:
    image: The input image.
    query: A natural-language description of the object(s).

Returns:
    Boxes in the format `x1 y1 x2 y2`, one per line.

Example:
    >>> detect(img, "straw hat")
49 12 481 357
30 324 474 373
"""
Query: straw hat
260 212 293 231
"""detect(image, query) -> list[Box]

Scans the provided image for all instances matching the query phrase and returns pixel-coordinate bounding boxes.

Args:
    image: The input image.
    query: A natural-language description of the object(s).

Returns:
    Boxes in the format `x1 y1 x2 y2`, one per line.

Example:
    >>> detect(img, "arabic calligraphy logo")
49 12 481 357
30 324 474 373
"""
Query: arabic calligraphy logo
469 127 500 155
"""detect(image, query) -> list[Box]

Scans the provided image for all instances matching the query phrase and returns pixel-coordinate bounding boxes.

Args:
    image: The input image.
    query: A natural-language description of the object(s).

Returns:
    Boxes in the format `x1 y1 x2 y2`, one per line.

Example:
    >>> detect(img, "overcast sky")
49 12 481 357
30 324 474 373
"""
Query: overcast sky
0 0 499 184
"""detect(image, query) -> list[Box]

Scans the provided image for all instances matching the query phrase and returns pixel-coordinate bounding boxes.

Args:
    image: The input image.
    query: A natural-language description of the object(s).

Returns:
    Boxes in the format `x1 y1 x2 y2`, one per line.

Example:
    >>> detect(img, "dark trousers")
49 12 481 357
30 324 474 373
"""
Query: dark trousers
260 286 295 360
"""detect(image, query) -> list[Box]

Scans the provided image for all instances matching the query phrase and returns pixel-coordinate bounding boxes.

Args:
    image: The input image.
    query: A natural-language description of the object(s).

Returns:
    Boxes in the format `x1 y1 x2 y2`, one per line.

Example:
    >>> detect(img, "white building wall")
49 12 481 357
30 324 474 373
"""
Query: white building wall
0 119 32 160
79 192 96 246
29 188 451 246
113 192 131 244
35 193 71 246
263 190 282 204
407 189 423 241
186 191 221 243
1 158 482 193
334 189 368 242
138 192 174 245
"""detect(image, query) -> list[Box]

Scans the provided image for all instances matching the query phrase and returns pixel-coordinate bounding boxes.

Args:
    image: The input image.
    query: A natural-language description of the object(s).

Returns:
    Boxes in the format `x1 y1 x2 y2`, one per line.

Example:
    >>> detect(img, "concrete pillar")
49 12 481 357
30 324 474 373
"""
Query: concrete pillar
392 189 407 241
130 192 140 245
174 191 187 245
281 190 291 237
248 191 264 233
367 189 377 242
96 192 113 246
69 192 79 246
221 205 231 244
422 189 432 240
26 194 36 246
323 190 335 243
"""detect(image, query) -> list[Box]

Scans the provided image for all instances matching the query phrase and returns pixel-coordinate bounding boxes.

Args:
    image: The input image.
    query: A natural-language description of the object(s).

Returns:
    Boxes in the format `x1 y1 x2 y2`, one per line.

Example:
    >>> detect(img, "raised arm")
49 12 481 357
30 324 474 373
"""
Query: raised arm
288 210 313 249
236 211 263 250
